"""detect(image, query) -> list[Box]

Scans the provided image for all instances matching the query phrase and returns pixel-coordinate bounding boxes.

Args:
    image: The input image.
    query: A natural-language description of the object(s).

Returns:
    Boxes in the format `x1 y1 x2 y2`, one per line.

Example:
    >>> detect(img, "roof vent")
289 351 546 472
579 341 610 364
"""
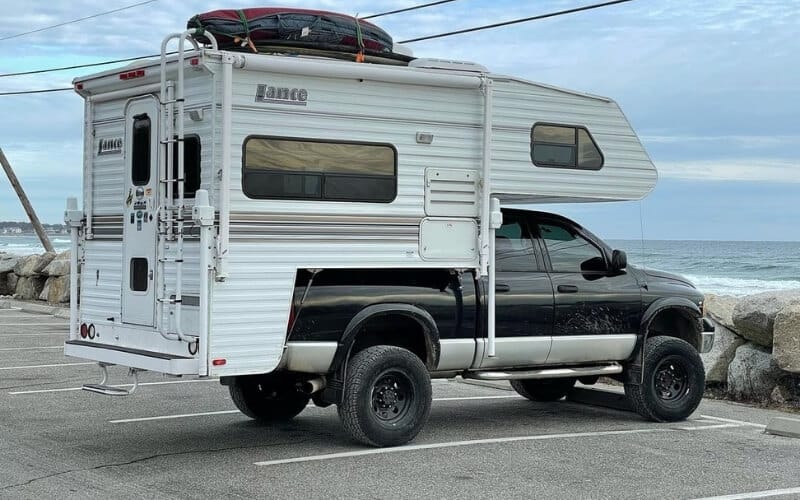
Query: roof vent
408 58 488 72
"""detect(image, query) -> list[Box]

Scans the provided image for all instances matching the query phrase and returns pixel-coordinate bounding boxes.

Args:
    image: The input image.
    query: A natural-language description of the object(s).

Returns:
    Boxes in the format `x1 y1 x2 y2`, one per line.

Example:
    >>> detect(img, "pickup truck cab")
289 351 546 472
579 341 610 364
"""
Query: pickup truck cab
223 209 715 447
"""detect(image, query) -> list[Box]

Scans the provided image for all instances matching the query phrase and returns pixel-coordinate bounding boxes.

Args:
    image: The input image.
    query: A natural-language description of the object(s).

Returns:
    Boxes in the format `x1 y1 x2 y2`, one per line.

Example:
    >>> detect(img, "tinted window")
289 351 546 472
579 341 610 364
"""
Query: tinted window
495 215 538 272
531 123 603 170
538 222 605 273
242 137 397 202
130 258 148 292
131 114 151 185
172 135 201 198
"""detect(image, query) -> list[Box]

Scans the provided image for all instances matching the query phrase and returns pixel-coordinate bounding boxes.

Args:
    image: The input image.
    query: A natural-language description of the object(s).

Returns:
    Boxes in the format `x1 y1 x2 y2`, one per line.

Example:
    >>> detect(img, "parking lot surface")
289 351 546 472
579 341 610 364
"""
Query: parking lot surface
1 306 799 500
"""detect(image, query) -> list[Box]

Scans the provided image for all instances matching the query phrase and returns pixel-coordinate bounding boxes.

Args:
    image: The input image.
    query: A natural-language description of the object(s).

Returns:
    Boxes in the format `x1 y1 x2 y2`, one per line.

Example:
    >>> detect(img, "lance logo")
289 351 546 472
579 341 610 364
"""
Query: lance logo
98 137 123 155
255 84 308 106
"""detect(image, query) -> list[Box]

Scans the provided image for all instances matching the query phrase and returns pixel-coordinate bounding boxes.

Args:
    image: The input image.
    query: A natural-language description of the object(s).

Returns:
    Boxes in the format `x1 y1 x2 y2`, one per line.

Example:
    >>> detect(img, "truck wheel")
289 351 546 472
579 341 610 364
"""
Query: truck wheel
510 377 576 401
625 336 705 422
229 377 310 422
338 346 432 447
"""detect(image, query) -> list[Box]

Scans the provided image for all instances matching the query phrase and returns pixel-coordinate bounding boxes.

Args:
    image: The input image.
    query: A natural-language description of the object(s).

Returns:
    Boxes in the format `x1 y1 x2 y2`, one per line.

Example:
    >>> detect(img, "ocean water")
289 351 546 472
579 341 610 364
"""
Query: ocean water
2 235 798 297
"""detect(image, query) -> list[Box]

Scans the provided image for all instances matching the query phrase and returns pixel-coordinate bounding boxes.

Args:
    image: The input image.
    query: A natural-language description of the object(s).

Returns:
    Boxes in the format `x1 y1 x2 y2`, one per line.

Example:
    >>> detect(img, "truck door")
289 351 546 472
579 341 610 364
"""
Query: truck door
479 211 553 368
121 96 159 326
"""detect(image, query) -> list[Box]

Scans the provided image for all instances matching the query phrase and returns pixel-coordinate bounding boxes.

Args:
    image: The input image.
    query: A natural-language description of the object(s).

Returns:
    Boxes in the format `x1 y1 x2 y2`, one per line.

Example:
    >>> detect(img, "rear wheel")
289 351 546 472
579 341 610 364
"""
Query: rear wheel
338 345 432 447
625 336 705 422
511 377 576 402
229 376 309 422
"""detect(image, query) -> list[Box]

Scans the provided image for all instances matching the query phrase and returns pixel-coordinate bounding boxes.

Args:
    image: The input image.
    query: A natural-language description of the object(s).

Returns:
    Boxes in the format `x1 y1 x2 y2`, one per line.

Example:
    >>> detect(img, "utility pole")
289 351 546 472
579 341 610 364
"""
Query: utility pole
0 147 55 253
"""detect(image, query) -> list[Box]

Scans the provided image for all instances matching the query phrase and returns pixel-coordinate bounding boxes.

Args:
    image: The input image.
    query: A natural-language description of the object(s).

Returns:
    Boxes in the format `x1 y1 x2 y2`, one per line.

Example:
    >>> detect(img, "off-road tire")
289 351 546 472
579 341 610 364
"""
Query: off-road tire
229 377 309 422
338 345 432 447
510 377 577 402
625 336 705 422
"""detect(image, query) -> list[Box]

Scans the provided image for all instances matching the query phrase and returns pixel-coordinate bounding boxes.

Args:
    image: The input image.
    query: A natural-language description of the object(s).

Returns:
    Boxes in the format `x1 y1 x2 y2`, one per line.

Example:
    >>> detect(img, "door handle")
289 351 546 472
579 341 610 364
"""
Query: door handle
495 283 511 293
557 284 578 293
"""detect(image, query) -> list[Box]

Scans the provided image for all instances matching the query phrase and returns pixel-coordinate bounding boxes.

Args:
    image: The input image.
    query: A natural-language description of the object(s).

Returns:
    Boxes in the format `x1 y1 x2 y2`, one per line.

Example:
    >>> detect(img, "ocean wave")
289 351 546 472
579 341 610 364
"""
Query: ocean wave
684 275 800 297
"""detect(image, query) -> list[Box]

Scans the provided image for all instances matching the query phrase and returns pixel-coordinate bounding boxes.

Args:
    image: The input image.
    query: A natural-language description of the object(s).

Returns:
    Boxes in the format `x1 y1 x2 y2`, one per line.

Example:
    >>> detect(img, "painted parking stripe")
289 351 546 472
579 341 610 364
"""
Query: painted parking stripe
0 346 62 351
700 415 767 429
0 333 66 337
0 362 93 370
254 428 673 466
9 378 219 395
690 486 800 500
110 395 524 424
676 423 742 431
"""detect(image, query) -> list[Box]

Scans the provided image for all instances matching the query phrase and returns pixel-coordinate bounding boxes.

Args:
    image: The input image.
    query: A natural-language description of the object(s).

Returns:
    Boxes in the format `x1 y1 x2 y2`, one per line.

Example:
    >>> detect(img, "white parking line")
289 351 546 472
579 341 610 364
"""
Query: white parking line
0 362 93 370
700 415 767 429
676 423 742 431
0 346 62 351
9 378 219 395
0 333 66 337
690 486 800 499
109 395 524 424
254 428 672 466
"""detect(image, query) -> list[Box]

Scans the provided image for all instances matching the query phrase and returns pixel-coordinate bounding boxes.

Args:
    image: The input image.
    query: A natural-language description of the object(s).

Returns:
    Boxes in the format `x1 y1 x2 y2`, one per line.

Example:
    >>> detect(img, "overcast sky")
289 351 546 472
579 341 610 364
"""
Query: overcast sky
0 0 797 240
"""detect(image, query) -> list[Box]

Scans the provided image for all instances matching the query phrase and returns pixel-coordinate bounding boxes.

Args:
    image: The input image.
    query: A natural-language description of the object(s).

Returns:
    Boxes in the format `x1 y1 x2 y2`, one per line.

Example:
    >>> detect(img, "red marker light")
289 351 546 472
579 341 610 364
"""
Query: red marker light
119 69 145 80
75 83 84 90
80 323 88 338
212 359 227 366
190 58 199 66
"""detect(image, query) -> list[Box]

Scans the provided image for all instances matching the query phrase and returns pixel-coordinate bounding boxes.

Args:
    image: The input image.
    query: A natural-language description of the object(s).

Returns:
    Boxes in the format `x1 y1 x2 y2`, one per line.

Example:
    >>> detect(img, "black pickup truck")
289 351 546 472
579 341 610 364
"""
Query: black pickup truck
222 209 715 447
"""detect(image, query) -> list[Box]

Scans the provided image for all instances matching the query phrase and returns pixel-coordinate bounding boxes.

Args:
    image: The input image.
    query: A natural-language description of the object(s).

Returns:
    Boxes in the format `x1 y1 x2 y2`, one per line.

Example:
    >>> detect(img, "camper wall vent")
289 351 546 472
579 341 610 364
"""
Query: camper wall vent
424 168 478 217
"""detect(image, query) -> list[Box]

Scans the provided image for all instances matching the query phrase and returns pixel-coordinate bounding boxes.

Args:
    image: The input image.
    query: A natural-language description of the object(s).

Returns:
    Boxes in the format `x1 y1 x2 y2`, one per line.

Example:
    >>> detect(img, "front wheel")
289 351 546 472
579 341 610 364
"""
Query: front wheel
338 346 432 447
229 376 310 422
625 336 705 422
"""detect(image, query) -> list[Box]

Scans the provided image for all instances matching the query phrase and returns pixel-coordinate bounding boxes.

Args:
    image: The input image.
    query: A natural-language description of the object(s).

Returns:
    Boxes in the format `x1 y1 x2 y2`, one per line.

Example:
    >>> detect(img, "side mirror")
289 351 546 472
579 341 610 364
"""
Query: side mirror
611 249 627 271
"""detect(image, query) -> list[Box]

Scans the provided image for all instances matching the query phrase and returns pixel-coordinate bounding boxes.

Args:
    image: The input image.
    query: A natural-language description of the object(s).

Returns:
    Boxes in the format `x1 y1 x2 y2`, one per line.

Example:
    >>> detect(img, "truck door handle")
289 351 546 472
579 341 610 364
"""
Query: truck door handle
495 283 511 293
557 285 578 293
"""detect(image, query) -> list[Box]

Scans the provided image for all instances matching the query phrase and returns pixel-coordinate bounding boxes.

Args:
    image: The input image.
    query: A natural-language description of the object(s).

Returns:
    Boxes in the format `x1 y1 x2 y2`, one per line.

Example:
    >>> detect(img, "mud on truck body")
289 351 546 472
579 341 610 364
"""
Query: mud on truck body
64 23 713 447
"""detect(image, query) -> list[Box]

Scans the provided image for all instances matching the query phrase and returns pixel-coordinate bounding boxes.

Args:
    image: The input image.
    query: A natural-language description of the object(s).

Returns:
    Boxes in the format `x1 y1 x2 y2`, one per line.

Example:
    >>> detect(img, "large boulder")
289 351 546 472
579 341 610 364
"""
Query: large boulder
701 323 745 384
14 275 46 300
727 343 785 401
773 304 800 373
32 251 56 274
13 254 41 277
7 272 18 293
732 290 800 347
43 251 70 276
39 276 70 304
0 253 19 274
704 294 739 332
0 272 12 296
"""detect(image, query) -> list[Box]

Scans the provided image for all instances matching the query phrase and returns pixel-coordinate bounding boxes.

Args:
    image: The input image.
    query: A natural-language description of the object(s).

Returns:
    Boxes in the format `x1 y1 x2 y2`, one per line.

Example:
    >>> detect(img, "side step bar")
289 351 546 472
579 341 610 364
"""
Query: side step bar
82 363 140 396
463 363 622 381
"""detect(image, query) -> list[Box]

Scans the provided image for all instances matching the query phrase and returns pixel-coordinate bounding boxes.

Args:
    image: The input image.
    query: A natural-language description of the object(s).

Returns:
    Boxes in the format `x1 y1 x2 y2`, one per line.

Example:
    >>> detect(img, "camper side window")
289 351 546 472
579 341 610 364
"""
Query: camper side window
171 135 201 198
242 136 397 202
530 123 603 170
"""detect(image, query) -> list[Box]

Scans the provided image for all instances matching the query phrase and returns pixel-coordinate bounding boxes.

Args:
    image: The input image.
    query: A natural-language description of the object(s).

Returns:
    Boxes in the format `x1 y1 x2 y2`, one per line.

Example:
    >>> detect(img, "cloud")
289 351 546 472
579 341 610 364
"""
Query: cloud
656 158 799 183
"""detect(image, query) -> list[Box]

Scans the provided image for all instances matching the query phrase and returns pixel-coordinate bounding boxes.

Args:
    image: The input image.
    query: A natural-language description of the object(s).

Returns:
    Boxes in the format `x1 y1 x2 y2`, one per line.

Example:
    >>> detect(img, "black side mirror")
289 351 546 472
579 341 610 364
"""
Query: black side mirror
611 249 627 271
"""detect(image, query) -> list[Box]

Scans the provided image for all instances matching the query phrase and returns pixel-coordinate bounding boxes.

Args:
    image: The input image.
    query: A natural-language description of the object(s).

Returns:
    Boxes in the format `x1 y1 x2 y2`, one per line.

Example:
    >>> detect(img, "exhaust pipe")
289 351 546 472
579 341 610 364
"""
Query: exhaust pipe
300 377 326 395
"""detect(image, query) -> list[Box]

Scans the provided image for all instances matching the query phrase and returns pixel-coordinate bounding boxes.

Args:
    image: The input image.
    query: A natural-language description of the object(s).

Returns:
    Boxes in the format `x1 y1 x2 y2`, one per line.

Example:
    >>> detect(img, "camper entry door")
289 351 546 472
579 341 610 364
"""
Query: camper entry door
121 96 159 327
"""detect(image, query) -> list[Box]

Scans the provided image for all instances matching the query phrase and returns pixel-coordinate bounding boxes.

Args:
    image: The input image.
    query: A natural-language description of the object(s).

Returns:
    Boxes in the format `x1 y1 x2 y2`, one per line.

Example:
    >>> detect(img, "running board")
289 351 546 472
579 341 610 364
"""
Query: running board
463 363 622 381
82 363 140 396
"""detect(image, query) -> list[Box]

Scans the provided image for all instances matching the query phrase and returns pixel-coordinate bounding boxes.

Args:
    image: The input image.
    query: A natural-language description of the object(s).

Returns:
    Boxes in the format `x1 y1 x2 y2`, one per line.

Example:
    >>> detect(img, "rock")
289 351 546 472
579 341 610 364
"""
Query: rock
773 304 800 373
43 251 70 276
0 254 19 274
727 343 785 401
732 290 800 347
701 322 745 384
0 272 11 296
13 254 40 277
771 385 793 405
14 275 46 300
32 251 56 274
703 294 739 332
43 276 70 303
7 272 18 292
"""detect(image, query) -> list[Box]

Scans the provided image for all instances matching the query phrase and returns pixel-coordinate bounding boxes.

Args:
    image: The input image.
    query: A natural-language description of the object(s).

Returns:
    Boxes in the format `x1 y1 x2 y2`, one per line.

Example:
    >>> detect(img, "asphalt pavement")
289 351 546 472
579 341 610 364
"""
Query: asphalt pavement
1 306 799 500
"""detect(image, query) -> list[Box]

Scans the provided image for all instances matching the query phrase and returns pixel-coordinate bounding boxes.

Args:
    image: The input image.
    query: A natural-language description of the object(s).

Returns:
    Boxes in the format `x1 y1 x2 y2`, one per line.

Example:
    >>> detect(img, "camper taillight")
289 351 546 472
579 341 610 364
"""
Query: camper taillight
79 323 88 339
119 69 145 80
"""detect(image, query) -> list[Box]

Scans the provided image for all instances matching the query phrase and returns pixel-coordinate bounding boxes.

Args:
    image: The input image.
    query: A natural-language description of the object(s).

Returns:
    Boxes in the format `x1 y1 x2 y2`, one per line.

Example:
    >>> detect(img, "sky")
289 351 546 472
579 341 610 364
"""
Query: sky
0 0 798 241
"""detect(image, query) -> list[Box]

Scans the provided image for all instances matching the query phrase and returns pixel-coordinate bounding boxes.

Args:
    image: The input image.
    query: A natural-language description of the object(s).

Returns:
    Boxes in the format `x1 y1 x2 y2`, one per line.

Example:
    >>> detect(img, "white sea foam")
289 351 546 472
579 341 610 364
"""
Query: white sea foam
685 275 800 297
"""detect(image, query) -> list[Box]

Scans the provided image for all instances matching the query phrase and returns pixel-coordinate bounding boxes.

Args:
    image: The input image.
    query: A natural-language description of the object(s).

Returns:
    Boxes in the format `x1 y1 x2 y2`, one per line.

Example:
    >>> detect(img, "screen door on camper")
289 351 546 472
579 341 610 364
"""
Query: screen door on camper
121 97 159 326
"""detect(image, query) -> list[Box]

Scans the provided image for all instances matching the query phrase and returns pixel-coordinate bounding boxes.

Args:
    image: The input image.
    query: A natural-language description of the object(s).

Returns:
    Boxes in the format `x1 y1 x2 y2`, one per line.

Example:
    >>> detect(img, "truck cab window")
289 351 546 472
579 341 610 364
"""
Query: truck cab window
538 222 605 273
495 215 538 272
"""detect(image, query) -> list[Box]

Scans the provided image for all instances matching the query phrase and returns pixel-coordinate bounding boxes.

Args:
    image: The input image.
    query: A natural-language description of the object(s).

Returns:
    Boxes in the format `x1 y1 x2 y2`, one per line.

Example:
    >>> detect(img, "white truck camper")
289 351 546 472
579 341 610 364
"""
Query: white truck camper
65 25 665 446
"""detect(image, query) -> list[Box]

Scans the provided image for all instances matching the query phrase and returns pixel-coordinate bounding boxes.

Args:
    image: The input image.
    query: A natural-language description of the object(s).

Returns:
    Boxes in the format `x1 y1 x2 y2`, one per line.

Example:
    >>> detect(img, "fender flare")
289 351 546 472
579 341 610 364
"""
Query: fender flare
330 303 441 375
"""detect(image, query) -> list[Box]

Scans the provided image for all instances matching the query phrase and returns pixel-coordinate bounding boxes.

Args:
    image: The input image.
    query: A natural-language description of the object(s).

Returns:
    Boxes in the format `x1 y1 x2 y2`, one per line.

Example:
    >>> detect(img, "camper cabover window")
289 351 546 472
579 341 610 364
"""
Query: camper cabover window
131 114 151 185
242 137 397 202
530 123 604 170
171 135 201 198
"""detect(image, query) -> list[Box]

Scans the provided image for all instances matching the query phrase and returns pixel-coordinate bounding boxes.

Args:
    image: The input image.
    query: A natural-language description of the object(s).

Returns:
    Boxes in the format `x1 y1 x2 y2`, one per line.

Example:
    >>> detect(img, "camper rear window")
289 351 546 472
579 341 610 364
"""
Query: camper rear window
242 137 397 202
530 123 604 170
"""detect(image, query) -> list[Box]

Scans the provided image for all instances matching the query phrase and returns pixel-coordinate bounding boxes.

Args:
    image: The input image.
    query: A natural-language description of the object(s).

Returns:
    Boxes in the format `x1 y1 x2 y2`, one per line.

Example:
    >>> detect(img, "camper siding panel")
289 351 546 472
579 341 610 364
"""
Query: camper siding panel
80 240 123 320
91 102 126 216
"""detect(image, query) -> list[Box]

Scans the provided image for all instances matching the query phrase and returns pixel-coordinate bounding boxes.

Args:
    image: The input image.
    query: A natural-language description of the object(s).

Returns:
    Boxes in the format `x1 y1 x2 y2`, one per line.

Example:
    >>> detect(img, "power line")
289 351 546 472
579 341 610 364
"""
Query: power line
0 53 166 78
362 0 459 20
399 0 634 43
0 0 159 41
0 87 72 96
